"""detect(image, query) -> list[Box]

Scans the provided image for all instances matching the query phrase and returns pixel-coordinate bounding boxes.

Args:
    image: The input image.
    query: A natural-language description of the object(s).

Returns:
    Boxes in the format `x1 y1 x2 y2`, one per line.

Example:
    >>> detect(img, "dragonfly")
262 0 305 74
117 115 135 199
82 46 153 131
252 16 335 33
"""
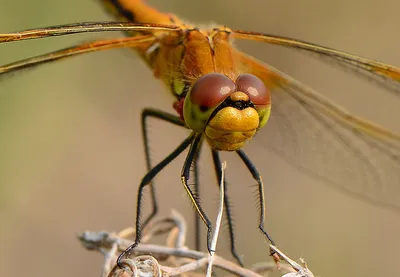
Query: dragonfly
1 0 400 268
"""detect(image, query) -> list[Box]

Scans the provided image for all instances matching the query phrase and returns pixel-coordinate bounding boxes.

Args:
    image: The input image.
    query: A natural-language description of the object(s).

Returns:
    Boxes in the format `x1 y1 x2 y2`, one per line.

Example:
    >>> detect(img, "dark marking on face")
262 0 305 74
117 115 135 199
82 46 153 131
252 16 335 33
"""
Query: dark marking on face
207 97 254 124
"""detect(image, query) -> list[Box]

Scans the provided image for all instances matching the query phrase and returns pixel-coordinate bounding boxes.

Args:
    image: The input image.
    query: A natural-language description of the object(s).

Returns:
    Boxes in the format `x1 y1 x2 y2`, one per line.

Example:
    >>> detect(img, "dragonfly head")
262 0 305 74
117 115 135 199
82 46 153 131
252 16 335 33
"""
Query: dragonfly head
184 73 271 151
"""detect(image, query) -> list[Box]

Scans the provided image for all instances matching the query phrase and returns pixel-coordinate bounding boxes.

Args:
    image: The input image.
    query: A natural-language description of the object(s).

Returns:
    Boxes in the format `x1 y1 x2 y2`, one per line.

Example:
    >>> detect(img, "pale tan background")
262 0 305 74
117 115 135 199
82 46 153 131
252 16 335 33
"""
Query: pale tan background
0 1 400 277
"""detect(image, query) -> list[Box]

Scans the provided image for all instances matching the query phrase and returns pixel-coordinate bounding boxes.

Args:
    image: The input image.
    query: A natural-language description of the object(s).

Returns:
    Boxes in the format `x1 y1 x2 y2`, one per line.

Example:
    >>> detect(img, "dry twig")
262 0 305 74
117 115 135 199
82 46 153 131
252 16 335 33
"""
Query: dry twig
78 163 314 277
78 212 313 277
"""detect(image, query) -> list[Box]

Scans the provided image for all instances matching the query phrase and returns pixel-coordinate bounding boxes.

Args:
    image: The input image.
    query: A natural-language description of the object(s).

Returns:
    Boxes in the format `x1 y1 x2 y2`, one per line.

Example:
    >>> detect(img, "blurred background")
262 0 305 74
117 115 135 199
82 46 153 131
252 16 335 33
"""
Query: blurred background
1 0 400 276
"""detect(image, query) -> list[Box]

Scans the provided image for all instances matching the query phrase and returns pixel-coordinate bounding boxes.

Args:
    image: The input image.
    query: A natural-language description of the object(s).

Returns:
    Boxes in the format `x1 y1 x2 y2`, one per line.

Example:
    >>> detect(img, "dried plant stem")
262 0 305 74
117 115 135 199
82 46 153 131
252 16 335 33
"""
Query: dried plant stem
78 161 314 277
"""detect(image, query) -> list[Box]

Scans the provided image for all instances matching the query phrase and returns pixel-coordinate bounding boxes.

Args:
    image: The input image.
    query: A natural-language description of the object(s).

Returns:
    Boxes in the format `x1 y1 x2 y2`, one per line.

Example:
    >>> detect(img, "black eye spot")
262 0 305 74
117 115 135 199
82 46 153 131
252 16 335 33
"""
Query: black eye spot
200 106 209 112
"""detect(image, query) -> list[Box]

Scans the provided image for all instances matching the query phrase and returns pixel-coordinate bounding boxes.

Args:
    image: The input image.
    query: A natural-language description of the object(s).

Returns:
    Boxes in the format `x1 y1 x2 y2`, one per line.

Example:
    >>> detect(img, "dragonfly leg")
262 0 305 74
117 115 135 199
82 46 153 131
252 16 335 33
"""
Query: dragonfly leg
211 150 245 267
141 108 187 228
181 134 214 255
141 109 204 253
117 133 195 268
236 149 276 250
193 151 202 251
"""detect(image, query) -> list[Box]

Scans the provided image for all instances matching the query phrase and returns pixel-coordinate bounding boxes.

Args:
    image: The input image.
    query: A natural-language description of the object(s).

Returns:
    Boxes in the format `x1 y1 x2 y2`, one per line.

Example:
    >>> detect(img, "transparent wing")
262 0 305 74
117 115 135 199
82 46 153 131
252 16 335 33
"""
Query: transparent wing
0 22 180 43
0 35 155 76
233 49 400 212
232 30 400 96
0 22 180 76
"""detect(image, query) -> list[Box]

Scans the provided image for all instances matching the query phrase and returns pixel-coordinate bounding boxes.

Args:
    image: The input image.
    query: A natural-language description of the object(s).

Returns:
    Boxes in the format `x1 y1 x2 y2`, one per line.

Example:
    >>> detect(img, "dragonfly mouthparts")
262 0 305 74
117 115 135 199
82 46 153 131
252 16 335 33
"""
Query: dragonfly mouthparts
223 97 255 110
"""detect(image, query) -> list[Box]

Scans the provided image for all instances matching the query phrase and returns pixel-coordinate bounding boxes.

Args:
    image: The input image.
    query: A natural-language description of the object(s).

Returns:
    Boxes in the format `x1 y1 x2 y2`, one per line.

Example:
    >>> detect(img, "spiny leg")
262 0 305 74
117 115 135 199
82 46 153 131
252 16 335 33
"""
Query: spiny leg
140 108 187 228
181 134 214 255
140 109 205 254
117 132 195 267
236 149 276 247
193 150 201 251
211 150 244 267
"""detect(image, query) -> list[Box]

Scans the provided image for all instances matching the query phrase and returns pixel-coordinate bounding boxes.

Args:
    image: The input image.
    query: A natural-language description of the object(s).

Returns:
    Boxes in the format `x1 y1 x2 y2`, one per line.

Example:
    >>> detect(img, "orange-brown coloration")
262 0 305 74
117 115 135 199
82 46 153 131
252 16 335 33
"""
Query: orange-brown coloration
0 1 398 149
102 0 182 26
1 0 400 270
374 66 400 81
142 27 252 102
1 0 397 150
104 2 265 151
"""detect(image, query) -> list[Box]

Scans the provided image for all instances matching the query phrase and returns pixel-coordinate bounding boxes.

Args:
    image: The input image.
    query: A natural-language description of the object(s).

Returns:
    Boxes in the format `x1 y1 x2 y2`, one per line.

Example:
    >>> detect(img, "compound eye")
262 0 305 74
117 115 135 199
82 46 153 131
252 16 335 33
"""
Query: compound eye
190 73 236 109
236 74 270 106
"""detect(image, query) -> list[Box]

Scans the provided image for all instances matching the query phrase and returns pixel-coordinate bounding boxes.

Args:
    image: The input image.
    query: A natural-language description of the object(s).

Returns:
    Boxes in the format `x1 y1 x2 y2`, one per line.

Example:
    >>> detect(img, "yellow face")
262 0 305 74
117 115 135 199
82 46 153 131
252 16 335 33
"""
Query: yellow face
183 73 271 151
